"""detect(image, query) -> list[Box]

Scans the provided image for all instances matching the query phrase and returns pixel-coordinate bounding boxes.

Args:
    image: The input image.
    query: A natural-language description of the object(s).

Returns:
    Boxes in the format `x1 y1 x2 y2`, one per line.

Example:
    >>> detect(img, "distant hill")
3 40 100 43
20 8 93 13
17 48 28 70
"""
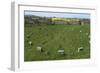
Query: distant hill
24 15 90 27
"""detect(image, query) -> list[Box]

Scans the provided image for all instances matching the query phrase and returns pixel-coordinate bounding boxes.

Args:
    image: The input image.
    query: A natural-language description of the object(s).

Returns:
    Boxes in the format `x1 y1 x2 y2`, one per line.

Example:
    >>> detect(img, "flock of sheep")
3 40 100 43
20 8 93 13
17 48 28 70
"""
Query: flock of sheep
27 29 90 57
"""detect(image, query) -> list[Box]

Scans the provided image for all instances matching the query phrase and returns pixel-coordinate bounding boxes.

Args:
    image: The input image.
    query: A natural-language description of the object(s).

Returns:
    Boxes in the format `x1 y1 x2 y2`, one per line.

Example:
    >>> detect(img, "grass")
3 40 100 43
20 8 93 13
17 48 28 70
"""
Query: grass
24 24 90 61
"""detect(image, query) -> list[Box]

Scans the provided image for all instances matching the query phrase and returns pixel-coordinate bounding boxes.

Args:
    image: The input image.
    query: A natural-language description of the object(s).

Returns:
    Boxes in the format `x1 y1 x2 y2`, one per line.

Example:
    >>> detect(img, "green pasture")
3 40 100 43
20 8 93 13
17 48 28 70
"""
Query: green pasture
24 24 90 61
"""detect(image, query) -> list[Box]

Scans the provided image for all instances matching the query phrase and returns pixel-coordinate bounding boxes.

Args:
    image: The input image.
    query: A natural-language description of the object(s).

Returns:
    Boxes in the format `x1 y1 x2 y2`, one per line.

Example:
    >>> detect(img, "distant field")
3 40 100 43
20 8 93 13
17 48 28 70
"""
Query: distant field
24 24 90 61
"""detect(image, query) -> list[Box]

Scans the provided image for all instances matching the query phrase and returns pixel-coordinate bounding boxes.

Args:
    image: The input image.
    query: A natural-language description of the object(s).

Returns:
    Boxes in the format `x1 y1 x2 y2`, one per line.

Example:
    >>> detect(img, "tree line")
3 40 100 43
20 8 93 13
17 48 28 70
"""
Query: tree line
24 15 90 27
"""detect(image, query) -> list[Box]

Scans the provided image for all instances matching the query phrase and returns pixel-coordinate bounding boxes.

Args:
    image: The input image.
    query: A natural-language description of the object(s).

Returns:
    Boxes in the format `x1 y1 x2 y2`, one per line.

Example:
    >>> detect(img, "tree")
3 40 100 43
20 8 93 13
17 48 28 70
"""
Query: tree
79 19 82 25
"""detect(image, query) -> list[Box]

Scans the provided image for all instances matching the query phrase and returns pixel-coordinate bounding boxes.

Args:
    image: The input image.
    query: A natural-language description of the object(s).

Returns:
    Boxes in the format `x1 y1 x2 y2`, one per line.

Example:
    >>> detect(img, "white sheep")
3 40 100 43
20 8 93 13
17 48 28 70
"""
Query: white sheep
77 47 84 52
80 30 82 32
85 33 88 35
36 46 43 52
57 49 65 55
28 41 32 45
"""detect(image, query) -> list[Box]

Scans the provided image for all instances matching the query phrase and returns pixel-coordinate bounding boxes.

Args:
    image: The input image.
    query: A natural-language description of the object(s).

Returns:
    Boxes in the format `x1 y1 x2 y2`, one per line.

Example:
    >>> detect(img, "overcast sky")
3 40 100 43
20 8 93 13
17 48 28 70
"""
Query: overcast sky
24 11 90 19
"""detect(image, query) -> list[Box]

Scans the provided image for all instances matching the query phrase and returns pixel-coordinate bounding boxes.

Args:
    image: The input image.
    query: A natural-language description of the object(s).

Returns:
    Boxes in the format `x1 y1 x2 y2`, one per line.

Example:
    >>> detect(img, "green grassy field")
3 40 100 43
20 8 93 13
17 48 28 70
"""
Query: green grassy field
24 24 90 61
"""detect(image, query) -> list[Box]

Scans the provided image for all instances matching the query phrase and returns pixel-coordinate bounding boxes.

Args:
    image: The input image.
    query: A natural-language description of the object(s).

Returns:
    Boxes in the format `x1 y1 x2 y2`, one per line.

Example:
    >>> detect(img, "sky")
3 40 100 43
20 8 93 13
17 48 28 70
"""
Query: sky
24 11 90 19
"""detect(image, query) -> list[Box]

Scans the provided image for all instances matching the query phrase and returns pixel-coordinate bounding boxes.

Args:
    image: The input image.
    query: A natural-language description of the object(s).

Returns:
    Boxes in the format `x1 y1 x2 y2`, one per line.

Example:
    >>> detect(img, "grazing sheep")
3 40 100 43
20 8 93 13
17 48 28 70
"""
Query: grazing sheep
36 46 43 52
78 47 84 52
80 30 82 32
57 49 65 56
85 33 88 35
28 41 32 46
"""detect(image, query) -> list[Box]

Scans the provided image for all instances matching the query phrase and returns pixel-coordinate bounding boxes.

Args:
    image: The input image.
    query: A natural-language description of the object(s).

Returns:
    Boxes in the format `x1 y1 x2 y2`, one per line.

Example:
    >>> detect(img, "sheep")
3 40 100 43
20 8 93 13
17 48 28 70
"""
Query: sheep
85 33 88 36
80 30 82 33
57 49 65 56
77 47 84 52
28 41 32 46
36 46 44 52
